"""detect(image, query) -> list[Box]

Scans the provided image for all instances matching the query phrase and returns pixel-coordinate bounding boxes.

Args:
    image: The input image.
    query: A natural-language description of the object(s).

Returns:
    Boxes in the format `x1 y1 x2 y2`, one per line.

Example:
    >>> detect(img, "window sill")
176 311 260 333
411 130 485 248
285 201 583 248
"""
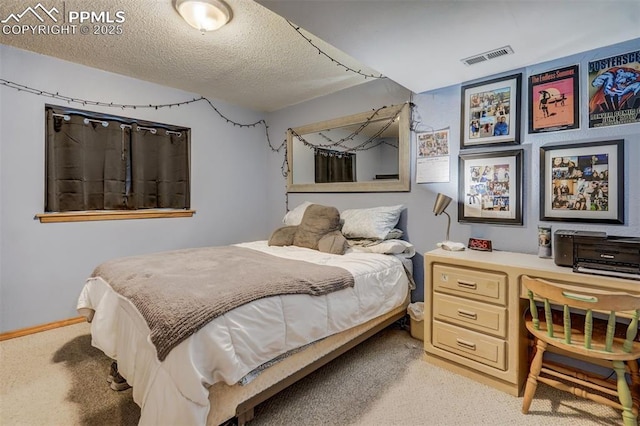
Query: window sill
35 209 196 223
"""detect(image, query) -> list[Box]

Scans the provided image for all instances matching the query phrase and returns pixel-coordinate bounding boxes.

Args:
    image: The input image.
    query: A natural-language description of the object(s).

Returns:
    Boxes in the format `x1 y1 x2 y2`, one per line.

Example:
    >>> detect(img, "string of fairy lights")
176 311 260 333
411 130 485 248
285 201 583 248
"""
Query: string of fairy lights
1 16 397 170
0 78 290 177
0 18 419 212
1 18 417 207
0 79 274 143
2 76 417 212
2 78 417 165
290 105 401 158
286 20 386 80
2 78 413 161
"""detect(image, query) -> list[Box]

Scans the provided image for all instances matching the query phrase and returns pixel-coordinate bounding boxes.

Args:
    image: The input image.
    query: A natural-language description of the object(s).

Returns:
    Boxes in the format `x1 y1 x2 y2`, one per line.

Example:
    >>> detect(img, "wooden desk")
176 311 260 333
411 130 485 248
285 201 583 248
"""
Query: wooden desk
423 248 640 396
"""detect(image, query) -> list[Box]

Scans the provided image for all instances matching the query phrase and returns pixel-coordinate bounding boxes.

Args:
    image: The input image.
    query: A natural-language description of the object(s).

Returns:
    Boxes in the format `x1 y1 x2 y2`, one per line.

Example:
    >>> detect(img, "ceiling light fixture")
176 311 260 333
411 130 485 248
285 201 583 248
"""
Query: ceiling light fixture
174 0 232 32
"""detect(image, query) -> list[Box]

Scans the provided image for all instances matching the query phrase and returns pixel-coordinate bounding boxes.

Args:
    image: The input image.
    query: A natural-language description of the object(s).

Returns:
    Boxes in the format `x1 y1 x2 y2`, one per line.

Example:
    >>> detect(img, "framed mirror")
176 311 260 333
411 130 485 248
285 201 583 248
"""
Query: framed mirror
286 103 410 192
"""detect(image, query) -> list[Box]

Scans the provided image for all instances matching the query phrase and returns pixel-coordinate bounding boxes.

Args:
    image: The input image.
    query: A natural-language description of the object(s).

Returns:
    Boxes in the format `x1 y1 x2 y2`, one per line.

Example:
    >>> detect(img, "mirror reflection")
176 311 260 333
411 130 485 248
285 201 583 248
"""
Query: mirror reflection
287 103 410 192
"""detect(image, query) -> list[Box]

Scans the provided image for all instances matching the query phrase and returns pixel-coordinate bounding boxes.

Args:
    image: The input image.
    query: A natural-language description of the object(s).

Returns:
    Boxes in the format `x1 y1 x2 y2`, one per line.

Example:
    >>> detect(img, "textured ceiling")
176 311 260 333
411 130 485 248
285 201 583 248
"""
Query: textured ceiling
2 1 639 113
0 0 379 112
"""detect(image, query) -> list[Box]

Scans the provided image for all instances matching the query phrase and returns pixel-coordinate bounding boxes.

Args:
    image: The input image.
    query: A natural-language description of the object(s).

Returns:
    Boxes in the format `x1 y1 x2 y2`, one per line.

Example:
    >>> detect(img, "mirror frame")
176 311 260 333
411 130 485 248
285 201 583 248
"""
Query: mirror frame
286 103 410 193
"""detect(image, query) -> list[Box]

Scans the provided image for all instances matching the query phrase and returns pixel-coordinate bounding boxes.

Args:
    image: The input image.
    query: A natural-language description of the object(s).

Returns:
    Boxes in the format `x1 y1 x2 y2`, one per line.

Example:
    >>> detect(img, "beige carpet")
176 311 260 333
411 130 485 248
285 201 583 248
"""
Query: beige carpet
0 322 631 425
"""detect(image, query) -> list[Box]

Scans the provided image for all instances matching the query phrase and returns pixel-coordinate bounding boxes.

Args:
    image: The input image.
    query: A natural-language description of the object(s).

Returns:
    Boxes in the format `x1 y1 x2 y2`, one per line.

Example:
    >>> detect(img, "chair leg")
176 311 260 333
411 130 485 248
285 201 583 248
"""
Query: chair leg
627 360 640 413
613 360 638 426
522 338 547 414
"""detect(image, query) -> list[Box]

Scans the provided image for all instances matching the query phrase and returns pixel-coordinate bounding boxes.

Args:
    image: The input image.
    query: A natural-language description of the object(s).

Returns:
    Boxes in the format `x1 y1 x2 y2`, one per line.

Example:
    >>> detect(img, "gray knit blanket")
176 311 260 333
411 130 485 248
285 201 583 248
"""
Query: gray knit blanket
92 246 354 361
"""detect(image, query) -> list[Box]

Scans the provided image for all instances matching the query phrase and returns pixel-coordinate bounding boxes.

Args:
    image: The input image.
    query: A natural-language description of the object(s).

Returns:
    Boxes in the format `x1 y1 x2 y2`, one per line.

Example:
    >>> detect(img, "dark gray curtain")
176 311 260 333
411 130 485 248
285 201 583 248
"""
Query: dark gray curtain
130 127 190 209
46 111 126 212
315 149 355 183
45 108 190 212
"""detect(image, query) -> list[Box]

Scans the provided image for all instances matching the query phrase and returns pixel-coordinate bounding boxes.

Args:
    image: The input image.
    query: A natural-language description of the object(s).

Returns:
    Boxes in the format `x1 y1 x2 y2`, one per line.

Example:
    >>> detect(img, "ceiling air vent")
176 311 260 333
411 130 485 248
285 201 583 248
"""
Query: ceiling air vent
461 45 514 66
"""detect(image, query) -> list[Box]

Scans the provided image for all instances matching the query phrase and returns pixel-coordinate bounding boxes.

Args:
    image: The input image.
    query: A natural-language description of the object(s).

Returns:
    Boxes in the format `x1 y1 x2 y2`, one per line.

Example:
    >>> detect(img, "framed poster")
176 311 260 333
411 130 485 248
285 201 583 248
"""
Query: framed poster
588 51 640 128
539 139 624 224
460 74 521 149
458 149 523 225
528 65 579 133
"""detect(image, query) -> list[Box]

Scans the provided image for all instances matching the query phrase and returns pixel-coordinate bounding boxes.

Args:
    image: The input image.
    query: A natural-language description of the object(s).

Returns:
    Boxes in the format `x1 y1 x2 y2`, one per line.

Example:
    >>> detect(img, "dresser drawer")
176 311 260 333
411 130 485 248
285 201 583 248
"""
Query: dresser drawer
433 293 507 338
432 320 506 370
433 264 507 305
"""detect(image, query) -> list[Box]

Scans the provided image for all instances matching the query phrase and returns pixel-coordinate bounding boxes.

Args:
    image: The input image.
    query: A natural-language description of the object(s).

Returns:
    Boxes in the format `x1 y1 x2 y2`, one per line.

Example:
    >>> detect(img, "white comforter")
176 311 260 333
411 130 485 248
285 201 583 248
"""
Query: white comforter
77 241 410 425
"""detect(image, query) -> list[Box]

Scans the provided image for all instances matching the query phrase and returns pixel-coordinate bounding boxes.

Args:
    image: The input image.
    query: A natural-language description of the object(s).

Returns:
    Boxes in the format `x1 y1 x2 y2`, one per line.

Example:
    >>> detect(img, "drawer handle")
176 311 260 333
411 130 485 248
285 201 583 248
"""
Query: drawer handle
457 309 478 320
457 280 477 290
456 338 476 351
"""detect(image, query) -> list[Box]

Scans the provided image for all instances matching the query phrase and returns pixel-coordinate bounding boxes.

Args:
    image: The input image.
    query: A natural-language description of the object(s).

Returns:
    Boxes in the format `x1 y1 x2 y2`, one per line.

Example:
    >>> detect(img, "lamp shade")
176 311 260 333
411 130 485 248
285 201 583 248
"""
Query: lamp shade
175 0 232 32
433 193 452 216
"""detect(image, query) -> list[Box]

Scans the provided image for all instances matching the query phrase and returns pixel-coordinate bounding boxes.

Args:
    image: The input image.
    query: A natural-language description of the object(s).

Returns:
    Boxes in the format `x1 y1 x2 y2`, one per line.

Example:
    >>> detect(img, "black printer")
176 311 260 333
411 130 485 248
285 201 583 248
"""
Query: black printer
553 230 640 280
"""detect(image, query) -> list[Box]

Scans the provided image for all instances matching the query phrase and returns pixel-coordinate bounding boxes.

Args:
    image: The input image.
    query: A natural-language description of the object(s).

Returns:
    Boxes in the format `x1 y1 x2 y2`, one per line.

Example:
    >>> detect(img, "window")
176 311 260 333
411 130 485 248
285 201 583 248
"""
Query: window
314 148 355 183
41 105 191 222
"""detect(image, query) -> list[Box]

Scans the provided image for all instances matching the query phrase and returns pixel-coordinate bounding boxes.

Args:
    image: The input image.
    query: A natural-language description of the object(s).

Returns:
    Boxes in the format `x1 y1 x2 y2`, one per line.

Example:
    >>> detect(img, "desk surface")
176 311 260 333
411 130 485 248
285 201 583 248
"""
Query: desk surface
426 248 640 295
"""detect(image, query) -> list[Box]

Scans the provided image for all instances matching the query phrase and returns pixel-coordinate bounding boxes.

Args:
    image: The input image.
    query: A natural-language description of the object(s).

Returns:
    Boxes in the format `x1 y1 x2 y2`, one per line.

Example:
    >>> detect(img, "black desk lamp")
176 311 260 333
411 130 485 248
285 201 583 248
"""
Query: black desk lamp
433 193 465 251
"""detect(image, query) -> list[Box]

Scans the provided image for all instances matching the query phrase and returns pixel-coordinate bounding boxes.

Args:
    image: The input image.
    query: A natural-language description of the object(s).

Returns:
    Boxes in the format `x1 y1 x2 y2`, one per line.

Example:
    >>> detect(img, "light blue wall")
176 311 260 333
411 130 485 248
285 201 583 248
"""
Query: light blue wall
265 39 640 302
0 45 271 332
2 39 638 333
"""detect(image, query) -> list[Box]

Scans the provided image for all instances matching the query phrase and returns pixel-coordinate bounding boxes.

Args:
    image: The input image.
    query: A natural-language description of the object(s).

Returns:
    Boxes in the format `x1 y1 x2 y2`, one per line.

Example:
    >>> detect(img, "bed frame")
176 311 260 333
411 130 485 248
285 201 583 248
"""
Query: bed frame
207 298 409 425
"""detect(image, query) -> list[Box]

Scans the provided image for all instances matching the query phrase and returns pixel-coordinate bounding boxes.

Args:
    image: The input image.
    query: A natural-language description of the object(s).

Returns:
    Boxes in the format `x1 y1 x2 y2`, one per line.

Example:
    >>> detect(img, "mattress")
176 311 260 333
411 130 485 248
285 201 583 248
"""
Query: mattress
77 240 411 425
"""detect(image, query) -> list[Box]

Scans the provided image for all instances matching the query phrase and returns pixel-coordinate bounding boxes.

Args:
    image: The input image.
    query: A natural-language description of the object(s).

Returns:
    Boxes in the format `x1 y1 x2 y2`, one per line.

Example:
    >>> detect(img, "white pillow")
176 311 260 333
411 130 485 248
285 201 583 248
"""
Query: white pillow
282 201 313 226
341 205 405 240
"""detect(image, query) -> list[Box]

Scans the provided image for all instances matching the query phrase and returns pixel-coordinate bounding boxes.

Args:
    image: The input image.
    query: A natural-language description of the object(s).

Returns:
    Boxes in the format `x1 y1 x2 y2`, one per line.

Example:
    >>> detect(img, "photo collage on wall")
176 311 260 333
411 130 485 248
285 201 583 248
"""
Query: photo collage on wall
468 87 511 141
466 163 511 213
540 140 622 224
458 75 522 225
550 153 609 212
460 74 521 149
459 150 522 225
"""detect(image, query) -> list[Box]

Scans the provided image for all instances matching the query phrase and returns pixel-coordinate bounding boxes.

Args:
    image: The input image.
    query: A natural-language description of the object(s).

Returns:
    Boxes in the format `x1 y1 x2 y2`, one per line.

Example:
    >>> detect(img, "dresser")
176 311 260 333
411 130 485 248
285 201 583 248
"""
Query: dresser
423 248 640 397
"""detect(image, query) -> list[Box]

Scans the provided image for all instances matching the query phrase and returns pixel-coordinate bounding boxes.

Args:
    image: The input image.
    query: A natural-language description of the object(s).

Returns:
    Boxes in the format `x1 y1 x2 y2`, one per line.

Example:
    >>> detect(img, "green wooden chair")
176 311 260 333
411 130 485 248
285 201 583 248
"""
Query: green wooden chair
521 275 640 426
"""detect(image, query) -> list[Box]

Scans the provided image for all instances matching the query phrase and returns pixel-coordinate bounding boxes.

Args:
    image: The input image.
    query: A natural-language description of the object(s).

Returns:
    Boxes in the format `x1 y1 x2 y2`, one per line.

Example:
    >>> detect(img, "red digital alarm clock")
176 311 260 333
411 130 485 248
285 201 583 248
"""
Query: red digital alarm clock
468 238 493 252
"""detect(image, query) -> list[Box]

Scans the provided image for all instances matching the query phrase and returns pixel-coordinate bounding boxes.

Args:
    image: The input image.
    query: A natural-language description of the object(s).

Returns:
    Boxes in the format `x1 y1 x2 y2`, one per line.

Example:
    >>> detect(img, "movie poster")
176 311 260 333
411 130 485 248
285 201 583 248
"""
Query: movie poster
588 50 640 128
528 65 579 133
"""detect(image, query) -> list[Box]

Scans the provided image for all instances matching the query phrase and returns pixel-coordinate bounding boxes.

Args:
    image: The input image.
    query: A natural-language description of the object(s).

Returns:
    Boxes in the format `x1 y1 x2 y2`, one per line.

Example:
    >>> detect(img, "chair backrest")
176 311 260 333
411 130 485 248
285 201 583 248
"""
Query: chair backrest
522 275 640 353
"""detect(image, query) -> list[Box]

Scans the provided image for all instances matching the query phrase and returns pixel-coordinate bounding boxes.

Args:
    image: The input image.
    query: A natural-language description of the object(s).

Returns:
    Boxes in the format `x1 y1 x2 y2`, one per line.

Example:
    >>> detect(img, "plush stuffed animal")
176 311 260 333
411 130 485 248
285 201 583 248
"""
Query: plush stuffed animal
268 204 348 255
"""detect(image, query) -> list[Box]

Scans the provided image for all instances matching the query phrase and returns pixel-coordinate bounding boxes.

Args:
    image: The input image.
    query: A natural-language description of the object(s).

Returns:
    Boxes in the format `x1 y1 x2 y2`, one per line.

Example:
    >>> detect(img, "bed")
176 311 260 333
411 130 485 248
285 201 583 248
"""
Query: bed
76 204 414 425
